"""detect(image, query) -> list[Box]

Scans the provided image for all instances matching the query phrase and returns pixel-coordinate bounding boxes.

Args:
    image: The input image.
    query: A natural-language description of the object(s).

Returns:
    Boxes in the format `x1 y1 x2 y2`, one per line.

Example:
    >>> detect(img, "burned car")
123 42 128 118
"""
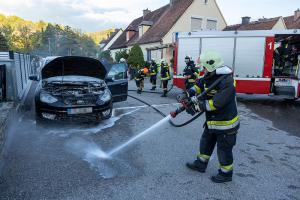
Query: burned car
29 56 128 123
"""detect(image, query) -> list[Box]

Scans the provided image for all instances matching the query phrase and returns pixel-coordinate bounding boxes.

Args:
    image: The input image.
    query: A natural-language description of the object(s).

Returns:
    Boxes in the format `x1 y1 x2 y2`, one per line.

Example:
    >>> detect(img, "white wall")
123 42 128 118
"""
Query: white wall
163 0 227 44
272 18 287 30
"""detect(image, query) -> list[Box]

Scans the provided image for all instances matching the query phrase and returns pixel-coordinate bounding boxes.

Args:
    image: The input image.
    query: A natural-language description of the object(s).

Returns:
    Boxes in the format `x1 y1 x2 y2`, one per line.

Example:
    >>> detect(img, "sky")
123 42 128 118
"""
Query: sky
0 0 298 32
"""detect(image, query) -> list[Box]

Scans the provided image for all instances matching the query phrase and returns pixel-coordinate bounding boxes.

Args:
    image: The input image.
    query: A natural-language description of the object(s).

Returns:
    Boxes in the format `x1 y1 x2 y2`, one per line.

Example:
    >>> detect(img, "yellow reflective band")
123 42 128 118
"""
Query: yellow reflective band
197 153 210 162
207 115 239 126
234 80 236 87
206 100 217 111
220 164 233 172
193 85 201 94
188 79 196 83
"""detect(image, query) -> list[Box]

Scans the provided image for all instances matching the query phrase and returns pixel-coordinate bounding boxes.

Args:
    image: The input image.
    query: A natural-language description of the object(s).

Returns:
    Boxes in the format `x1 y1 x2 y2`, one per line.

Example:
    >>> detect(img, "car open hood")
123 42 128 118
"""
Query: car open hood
41 56 107 80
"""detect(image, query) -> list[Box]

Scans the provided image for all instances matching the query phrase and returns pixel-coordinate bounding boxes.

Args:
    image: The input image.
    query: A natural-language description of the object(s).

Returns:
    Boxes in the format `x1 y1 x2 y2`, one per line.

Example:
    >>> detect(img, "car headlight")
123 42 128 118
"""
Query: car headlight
100 89 112 102
40 93 58 104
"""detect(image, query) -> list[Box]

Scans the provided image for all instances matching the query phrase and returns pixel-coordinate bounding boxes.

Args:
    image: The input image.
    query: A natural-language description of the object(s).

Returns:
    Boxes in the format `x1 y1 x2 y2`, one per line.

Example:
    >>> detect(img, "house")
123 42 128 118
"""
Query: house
109 0 227 63
224 9 300 31
223 16 286 31
99 29 123 51
284 9 300 29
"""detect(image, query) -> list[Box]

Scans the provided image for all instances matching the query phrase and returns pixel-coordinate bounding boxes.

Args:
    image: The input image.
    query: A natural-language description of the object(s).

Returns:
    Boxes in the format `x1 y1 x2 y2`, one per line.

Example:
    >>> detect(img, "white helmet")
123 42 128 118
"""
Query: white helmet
200 51 224 72
119 58 126 63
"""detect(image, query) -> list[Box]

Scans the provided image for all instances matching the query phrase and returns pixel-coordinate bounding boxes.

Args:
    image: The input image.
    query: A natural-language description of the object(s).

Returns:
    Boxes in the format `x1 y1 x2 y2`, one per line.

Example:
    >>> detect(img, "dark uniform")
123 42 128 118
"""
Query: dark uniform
135 68 147 94
183 60 199 90
274 42 293 76
160 62 171 97
187 65 239 183
150 61 159 90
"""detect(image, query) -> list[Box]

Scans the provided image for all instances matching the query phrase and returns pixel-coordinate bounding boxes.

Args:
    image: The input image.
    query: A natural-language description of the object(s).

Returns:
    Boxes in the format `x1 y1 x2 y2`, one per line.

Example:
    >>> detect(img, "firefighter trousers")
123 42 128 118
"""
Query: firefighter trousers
199 127 237 170
162 80 168 91
150 75 157 86
135 79 144 90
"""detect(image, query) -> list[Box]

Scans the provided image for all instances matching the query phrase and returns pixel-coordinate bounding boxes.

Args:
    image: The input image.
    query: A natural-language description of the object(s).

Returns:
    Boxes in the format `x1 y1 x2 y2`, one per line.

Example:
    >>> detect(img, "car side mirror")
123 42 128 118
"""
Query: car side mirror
29 75 39 81
105 77 114 83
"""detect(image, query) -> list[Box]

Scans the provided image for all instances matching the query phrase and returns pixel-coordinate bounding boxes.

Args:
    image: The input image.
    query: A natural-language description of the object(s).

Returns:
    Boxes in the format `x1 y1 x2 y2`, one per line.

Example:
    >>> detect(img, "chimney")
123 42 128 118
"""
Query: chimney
242 16 251 25
294 9 300 21
143 9 151 18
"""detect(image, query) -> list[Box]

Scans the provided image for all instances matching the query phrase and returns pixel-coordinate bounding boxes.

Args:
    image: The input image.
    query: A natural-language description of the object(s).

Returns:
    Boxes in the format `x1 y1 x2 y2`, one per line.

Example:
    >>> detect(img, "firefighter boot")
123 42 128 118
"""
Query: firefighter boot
137 89 142 94
211 169 233 183
161 91 167 97
186 159 208 173
150 86 156 91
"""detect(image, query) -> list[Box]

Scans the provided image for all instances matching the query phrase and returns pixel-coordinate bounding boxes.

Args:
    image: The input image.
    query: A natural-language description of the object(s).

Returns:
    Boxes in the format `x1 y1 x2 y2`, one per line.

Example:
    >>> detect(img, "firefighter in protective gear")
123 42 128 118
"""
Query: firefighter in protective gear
135 65 148 94
150 60 159 90
185 51 239 183
160 60 171 97
183 56 199 90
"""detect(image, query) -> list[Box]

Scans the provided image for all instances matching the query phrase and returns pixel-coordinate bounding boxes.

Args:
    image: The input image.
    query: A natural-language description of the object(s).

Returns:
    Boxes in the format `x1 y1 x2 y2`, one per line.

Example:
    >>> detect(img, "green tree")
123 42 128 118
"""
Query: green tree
0 32 9 51
127 44 144 69
99 50 113 62
115 49 129 62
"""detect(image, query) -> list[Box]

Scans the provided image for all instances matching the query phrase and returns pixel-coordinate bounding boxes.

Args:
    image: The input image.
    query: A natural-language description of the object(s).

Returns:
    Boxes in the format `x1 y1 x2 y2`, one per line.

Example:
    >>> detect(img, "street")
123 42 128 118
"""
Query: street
0 80 300 200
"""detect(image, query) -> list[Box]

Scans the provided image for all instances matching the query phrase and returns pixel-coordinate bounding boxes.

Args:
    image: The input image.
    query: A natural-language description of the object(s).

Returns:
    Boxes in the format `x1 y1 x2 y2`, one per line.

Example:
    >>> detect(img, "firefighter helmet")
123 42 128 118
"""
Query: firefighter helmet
185 56 192 64
119 58 126 63
200 51 224 72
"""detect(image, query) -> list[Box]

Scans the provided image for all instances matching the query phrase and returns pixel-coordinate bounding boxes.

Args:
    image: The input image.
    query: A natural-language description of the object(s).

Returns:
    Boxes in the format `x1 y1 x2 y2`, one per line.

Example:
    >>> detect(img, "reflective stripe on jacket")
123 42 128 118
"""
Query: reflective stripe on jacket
161 65 170 81
189 66 239 134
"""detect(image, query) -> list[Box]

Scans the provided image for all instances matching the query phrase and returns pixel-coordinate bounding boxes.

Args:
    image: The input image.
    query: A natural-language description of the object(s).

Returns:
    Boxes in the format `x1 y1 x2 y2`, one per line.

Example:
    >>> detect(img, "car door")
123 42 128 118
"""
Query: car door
106 63 128 102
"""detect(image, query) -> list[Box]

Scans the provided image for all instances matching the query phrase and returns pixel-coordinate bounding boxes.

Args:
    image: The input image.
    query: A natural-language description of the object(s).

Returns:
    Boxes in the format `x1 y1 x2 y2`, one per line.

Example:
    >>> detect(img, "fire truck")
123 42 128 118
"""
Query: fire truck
173 30 300 99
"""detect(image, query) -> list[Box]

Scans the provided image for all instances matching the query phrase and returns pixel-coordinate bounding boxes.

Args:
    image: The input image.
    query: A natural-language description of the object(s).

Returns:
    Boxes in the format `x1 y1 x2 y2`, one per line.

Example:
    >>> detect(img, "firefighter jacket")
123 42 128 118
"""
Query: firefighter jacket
189 65 239 134
183 61 199 83
160 64 171 81
135 69 146 81
150 64 158 76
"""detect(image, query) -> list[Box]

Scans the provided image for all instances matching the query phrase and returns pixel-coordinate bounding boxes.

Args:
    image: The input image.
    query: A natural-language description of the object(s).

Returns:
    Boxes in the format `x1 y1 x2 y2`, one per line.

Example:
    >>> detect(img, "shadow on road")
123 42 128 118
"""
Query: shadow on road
237 94 300 137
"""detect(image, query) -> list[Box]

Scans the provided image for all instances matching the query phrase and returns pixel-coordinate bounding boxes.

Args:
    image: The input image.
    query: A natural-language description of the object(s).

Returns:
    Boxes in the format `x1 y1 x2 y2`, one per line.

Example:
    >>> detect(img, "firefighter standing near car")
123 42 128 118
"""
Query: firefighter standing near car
150 60 159 90
160 60 171 97
183 51 239 183
135 64 149 94
183 56 199 90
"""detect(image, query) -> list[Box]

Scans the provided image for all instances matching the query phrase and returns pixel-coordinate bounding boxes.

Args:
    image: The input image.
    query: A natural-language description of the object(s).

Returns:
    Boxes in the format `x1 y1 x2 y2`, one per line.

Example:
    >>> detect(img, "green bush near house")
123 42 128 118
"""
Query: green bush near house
127 44 145 69
99 50 113 62
115 49 129 62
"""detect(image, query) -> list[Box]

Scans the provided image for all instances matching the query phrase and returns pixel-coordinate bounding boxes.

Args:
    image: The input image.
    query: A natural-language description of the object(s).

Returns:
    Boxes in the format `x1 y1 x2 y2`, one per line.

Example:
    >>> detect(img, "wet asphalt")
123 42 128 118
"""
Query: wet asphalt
0 79 300 200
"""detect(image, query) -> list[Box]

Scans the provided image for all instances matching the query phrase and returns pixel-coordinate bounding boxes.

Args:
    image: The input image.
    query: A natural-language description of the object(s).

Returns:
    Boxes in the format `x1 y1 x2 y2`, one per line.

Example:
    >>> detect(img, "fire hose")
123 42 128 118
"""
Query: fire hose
127 75 227 127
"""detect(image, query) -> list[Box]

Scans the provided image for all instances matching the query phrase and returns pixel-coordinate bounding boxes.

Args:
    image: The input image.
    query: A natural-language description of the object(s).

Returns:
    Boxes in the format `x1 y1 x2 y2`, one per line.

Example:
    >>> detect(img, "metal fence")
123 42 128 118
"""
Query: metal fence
0 51 37 101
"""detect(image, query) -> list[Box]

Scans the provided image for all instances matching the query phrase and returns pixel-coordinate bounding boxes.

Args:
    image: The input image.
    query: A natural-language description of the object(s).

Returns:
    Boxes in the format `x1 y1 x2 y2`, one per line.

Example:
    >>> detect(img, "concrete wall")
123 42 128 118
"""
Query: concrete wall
163 0 227 44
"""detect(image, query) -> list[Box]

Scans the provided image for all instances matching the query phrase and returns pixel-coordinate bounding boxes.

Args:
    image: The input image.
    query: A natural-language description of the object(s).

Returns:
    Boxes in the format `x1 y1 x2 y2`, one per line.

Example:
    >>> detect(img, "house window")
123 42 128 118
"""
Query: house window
206 19 217 30
191 17 203 31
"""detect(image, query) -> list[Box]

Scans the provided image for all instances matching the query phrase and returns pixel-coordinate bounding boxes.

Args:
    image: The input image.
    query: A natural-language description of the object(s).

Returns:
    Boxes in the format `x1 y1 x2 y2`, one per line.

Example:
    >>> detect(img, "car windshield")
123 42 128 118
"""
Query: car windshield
107 63 128 80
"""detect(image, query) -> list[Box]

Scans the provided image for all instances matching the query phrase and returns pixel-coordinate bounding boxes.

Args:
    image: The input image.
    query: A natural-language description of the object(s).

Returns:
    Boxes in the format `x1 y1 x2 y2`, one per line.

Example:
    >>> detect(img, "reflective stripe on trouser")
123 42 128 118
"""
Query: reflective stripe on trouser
197 153 210 163
220 164 233 173
200 128 236 172
188 79 195 83
207 116 239 130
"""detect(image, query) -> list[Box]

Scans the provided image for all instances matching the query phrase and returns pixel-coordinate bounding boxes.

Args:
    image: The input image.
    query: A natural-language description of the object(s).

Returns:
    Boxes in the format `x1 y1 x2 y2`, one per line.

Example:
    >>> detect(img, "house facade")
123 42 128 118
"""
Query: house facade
110 0 227 64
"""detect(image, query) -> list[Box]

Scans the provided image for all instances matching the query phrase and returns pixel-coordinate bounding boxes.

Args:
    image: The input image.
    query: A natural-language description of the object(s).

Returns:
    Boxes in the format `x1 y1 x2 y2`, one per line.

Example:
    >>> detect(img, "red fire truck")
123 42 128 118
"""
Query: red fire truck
173 30 300 99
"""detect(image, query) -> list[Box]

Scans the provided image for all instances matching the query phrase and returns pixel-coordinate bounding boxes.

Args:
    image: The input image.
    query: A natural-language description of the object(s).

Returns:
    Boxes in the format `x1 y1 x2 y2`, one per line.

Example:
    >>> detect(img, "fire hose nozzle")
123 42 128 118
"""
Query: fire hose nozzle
170 111 178 118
